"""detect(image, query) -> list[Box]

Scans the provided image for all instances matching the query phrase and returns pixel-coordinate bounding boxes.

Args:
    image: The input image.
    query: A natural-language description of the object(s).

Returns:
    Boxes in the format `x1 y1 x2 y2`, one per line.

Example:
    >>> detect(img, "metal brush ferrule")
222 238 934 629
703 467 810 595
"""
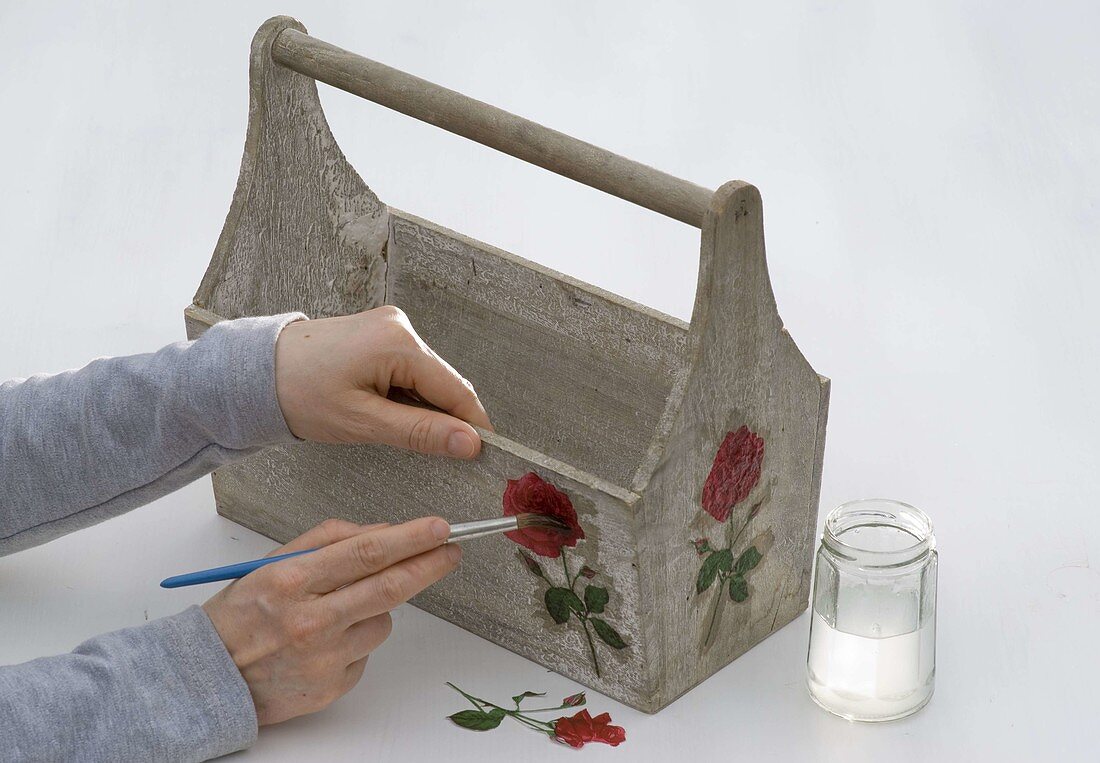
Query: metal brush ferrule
445 516 520 543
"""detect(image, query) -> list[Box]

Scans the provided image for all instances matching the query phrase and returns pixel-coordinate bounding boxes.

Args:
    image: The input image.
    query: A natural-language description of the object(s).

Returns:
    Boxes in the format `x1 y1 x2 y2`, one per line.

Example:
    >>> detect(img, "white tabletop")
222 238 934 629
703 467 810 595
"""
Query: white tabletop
2 2 1097 760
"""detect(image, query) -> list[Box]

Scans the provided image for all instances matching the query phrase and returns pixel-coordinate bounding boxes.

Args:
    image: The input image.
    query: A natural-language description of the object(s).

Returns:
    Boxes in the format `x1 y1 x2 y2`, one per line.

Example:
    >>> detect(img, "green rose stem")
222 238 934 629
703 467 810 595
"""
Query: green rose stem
702 576 724 648
728 508 754 550
562 550 602 678
702 510 757 647
581 618 601 679
446 683 557 735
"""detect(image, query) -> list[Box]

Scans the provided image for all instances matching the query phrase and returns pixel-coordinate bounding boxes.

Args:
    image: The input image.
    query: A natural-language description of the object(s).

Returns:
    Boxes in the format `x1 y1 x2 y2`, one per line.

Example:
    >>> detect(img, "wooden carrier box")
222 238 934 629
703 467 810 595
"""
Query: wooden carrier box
187 16 830 713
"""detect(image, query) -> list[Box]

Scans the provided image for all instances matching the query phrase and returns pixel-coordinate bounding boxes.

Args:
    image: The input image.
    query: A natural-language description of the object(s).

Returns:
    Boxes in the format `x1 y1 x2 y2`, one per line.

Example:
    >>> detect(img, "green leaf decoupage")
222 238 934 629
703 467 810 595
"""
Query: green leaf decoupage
729 575 749 603
735 546 763 575
545 587 584 624
584 585 609 614
590 618 627 650
696 551 722 593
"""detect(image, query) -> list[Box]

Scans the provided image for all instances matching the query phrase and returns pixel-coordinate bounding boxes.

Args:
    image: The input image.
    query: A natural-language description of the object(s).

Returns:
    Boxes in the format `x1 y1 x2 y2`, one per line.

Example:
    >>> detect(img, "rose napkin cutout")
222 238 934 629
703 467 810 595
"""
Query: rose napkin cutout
446 683 626 749
503 472 627 677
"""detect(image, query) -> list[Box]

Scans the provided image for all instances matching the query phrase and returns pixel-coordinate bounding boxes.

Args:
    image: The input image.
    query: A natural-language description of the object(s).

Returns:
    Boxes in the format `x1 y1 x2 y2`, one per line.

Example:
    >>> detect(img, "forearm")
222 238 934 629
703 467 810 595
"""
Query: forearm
0 313 305 555
0 606 257 762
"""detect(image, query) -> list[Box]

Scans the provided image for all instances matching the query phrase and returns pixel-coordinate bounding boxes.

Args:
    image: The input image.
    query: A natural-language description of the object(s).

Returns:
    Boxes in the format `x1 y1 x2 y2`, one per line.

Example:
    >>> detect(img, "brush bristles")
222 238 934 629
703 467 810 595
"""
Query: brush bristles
515 512 572 533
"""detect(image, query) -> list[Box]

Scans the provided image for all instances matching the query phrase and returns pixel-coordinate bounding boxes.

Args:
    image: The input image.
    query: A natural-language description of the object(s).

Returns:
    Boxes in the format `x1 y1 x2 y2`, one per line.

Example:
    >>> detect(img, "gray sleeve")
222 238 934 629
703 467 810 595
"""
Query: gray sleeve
0 606 258 763
0 312 305 555
0 312 307 760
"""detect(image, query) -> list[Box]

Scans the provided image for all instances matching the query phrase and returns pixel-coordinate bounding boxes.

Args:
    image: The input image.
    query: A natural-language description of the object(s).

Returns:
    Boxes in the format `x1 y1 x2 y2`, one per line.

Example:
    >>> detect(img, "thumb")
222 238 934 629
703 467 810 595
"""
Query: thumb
359 396 483 459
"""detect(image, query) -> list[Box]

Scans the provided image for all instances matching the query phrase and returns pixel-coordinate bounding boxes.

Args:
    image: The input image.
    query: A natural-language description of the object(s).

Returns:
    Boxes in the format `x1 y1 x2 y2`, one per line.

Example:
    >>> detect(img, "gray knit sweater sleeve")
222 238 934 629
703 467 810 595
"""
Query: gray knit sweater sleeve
0 312 306 761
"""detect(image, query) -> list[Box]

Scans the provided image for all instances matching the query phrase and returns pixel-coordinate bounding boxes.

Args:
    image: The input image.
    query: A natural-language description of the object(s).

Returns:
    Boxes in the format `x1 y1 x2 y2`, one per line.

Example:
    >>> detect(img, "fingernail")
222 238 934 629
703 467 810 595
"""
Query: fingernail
431 519 451 541
446 430 476 458
446 544 463 563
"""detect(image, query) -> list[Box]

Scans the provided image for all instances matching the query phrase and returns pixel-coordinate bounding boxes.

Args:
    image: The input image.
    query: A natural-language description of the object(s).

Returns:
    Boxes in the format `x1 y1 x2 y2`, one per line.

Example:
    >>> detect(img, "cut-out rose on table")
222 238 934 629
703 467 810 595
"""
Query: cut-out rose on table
693 425 770 648
503 472 627 677
446 683 626 749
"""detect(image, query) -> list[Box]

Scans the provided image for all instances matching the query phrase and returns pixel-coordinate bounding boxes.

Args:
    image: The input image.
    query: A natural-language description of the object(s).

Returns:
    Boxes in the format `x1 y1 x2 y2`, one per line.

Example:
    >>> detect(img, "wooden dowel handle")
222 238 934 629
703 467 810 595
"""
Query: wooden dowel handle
272 28 713 228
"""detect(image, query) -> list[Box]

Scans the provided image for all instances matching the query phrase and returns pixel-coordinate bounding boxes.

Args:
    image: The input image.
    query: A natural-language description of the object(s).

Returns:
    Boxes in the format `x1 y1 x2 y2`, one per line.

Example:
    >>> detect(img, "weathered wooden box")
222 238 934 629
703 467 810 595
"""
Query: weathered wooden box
187 16 829 713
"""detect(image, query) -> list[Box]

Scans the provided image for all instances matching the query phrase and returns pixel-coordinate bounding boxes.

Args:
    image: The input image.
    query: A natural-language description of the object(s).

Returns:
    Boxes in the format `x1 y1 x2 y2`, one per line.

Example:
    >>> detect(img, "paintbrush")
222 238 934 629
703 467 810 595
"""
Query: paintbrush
159 512 570 589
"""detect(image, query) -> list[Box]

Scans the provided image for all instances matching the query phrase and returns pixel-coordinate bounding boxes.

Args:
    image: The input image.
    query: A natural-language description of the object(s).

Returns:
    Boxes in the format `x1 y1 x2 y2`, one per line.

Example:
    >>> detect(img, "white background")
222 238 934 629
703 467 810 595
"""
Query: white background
2 1 1098 760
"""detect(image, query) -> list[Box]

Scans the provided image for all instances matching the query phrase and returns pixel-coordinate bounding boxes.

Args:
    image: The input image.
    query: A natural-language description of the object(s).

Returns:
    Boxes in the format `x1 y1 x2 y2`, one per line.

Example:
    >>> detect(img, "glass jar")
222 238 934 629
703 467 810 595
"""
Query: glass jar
806 499 938 722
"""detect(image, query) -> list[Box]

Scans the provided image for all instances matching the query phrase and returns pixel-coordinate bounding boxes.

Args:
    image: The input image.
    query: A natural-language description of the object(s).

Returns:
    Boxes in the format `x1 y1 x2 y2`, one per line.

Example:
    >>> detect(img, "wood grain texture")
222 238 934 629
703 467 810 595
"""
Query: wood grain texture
631 181 830 709
193 16 388 320
187 15 830 714
387 210 687 487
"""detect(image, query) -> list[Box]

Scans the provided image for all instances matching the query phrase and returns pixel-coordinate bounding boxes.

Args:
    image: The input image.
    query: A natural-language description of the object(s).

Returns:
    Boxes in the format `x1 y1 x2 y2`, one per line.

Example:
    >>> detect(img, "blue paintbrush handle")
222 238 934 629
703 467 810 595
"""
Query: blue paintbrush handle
159 548 318 588
160 515 530 589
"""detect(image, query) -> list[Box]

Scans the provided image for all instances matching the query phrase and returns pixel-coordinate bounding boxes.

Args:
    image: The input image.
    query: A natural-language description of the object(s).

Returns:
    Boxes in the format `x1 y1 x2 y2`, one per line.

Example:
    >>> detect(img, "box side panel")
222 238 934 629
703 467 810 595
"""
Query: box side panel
387 211 687 488
633 183 830 709
211 440 654 710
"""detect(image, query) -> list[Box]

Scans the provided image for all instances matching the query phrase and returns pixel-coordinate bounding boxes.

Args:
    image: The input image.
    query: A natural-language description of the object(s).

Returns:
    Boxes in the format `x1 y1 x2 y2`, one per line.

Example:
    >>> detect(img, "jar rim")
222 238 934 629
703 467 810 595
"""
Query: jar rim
822 498 935 568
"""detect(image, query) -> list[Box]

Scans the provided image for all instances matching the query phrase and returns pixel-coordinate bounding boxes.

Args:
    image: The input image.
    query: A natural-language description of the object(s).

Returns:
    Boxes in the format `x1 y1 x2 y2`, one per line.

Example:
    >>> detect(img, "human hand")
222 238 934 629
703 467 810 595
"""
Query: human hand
203 517 461 725
274 306 492 457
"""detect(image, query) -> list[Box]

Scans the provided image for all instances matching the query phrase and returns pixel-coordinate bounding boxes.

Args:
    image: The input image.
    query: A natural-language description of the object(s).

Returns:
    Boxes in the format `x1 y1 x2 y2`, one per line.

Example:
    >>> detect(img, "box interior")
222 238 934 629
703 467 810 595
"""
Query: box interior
386 210 689 489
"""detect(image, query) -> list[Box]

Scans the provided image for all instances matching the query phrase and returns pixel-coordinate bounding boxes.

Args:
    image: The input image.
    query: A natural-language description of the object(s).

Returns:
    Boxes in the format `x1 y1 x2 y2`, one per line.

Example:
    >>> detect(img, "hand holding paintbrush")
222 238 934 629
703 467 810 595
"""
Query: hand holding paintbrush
198 513 571 726
161 512 570 588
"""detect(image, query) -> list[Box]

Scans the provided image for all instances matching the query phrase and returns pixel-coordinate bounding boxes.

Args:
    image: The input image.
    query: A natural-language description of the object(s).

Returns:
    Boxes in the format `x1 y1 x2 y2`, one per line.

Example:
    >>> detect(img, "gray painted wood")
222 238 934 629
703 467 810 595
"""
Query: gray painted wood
187 15 830 713
630 182 830 709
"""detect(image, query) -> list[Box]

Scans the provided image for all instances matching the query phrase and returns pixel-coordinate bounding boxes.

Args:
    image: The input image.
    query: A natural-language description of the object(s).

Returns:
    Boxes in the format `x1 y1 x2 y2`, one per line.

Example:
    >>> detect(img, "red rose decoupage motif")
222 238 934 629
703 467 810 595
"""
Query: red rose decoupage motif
502 472 626 677
503 473 585 558
701 426 765 521
693 424 770 648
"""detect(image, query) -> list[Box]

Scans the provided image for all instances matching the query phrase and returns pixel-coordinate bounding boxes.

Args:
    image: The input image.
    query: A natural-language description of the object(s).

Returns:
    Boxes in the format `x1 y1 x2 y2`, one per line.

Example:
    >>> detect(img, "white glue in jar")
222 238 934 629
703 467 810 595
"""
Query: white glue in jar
806 499 938 722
